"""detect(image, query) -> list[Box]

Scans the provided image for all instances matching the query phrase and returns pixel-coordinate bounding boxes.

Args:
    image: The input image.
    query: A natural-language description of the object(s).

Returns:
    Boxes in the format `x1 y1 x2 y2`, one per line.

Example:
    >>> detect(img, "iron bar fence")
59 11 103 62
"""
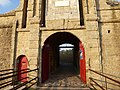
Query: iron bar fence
0 69 29 77
89 69 120 90
0 69 13 72
0 68 38 90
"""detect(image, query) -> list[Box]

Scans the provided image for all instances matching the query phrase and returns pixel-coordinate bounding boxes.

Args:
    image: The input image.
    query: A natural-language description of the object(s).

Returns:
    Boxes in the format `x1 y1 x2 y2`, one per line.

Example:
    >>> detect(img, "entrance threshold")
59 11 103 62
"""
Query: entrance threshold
39 64 89 89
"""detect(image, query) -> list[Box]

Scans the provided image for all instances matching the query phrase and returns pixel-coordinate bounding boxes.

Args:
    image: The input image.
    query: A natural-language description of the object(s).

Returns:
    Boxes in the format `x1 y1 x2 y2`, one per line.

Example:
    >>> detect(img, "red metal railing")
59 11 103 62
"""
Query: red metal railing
89 69 120 90
0 68 38 90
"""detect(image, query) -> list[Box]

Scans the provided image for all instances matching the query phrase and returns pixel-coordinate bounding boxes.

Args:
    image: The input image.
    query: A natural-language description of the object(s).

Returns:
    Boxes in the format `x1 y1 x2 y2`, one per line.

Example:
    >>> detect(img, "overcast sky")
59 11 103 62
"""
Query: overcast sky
0 0 19 14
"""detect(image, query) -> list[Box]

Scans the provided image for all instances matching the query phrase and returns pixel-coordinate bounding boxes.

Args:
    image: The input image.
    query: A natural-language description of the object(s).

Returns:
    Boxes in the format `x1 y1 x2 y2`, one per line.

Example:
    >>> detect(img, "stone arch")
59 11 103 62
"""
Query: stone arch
41 31 81 47
41 31 86 83
45 31 80 43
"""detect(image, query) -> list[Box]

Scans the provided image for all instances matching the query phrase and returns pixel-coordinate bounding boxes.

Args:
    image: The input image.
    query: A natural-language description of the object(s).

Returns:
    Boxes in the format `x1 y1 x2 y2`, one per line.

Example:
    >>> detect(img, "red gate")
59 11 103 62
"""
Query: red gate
42 45 49 83
79 42 86 83
17 56 28 82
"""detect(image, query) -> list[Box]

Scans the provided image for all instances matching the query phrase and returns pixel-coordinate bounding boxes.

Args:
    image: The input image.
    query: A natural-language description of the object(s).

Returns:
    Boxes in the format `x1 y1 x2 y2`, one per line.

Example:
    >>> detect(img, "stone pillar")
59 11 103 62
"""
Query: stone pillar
28 25 40 81
85 0 102 85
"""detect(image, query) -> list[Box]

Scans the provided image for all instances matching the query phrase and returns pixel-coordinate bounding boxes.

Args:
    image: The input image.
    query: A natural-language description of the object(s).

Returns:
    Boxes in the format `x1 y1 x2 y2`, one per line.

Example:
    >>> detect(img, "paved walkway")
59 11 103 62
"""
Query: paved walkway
39 64 89 90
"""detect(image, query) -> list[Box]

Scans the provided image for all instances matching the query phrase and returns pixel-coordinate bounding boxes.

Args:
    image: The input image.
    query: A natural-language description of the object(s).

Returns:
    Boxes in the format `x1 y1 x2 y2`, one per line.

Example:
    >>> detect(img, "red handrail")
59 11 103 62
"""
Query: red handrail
0 68 38 90
89 69 120 84
90 77 105 90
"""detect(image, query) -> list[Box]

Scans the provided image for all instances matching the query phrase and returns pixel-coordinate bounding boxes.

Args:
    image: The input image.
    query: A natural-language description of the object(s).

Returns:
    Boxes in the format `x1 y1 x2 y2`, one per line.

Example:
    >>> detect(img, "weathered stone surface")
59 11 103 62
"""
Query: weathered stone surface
0 0 120 89
0 28 12 70
39 64 89 89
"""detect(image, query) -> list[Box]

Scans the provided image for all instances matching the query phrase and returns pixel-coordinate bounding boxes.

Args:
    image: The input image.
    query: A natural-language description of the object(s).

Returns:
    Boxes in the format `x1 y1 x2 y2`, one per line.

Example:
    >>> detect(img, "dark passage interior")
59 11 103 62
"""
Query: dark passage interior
59 43 74 65
41 32 86 85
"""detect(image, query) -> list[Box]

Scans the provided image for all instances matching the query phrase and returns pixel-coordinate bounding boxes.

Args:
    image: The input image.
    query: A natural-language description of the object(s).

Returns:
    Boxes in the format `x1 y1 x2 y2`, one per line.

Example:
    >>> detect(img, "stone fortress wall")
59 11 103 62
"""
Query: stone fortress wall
0 0 119 89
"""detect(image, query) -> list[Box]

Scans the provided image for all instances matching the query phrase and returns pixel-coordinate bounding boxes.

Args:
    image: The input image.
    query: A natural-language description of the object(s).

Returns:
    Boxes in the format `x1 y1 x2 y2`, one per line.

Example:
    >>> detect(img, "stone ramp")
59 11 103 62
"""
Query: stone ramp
38 64 90 90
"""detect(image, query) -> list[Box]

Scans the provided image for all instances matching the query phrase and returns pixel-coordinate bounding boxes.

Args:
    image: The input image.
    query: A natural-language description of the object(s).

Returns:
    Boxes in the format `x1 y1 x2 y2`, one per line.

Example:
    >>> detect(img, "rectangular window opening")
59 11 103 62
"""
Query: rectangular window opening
22 0 28 28
33 0 37 17
79 0 84 26
40 0 46 27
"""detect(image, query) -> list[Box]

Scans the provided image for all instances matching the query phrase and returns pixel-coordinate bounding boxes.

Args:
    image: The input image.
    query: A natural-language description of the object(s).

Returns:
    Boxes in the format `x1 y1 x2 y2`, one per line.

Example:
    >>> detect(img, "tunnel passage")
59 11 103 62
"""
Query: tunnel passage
59 43 74 65
41 32 86 83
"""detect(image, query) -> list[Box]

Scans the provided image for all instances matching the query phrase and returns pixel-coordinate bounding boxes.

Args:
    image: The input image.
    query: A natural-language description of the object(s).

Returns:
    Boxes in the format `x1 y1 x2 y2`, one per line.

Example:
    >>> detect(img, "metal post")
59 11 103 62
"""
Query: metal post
105 77 107 90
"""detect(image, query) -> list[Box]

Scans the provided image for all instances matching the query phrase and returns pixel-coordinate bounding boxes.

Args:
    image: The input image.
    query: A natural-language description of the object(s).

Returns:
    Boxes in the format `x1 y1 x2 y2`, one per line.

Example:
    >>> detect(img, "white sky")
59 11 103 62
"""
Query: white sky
59 44 74 47
59 44 74 51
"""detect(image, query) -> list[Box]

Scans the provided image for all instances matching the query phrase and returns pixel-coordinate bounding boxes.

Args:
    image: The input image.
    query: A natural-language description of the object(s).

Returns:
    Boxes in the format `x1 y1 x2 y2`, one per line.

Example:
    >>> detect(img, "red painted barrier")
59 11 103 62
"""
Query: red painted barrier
79 42 86 83
42 45 49 83
18 56 28 82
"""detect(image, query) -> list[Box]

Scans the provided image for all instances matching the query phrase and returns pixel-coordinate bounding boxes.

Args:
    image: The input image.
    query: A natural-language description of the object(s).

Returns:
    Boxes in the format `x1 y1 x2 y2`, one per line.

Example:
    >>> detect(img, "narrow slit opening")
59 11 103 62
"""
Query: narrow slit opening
22 0 28 28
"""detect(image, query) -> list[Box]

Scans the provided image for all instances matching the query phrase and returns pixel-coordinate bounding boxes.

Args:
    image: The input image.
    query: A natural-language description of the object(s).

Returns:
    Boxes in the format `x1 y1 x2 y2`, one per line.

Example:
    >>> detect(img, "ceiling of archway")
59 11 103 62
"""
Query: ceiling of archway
44 32 80 47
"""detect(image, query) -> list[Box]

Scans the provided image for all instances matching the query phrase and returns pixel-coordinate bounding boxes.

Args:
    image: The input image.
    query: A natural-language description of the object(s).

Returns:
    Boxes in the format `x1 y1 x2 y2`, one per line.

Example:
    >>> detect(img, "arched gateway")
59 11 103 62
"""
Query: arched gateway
0 0 120 89
41 32 86 84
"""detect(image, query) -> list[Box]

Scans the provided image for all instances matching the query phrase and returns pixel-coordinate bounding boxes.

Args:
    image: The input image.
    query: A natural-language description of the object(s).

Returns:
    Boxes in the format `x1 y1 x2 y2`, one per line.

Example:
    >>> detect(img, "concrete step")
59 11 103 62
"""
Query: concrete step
4 85 26 90
37 86 90 90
